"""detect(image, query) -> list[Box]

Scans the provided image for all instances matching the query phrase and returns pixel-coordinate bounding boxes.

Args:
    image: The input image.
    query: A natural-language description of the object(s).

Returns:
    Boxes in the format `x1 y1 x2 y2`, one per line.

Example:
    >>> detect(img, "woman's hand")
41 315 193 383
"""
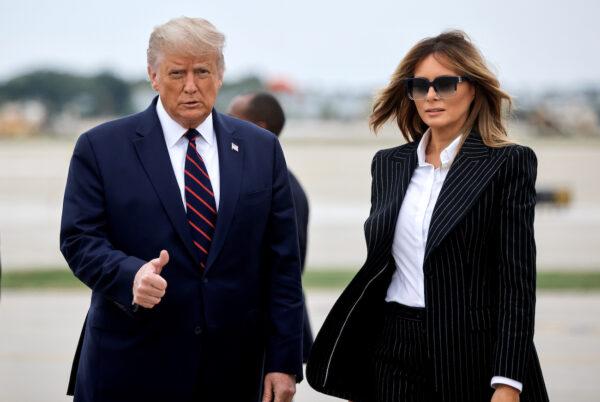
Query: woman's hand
491 384 520 402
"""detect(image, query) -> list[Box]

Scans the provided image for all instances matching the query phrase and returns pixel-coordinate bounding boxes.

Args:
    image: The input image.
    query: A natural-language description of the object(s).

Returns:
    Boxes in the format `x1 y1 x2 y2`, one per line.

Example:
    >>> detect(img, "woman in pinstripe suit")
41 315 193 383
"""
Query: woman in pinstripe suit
306 31 548 402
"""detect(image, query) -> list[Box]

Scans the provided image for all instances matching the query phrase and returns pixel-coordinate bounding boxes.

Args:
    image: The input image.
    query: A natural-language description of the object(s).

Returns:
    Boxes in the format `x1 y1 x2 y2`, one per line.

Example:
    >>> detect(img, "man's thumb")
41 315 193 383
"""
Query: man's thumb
150 250 169 274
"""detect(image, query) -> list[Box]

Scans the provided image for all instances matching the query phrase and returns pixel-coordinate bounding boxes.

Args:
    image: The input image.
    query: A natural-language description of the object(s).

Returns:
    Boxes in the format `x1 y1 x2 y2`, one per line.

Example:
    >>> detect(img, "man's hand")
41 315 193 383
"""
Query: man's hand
261 372 296 402
132 250 169 308
491 384 520 402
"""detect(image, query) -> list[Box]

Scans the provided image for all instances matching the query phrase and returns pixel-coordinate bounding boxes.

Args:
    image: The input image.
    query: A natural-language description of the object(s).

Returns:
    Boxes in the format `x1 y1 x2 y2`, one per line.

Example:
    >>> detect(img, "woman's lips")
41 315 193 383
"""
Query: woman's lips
425 108 445 116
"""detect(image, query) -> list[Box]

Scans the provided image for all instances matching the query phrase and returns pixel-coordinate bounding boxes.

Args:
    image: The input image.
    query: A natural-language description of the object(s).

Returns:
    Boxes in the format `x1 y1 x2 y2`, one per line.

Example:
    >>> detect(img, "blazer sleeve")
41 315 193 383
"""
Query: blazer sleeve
368 150 381 216
493 145 538 383
60 133 146 311
264 139 304 380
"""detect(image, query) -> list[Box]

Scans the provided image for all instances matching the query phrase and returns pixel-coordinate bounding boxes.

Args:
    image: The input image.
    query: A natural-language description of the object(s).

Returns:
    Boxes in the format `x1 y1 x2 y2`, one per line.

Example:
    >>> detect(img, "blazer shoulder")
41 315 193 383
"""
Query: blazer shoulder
81 110 145 143
489 143 537 165
373 141 416 161
506 143 536 158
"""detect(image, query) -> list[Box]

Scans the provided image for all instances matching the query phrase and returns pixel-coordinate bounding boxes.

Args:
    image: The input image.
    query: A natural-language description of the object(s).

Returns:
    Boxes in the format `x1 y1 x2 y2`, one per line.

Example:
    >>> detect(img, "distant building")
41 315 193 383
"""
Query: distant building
0 101 46 137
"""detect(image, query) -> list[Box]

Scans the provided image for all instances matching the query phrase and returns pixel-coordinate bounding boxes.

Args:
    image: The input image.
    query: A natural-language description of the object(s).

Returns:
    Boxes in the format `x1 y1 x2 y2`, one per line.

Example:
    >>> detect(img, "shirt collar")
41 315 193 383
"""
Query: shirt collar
416 128 463 168
156 97 215 148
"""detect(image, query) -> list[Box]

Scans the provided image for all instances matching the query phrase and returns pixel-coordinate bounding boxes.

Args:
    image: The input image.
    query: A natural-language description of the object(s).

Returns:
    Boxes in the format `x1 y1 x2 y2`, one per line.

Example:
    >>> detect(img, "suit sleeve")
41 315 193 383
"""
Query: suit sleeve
493 145 538 384
369 150 382 216
364 150 382 252
60 133 145 311
264 138 304 381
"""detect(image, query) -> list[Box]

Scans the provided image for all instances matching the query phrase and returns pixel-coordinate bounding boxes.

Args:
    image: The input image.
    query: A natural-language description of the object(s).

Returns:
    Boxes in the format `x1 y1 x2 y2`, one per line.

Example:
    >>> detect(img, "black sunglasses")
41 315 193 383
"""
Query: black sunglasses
404 76 471 100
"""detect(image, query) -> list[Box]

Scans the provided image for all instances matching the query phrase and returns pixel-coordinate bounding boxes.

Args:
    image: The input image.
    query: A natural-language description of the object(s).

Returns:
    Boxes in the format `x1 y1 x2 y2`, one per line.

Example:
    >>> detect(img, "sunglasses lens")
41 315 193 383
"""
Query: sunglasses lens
408 78 429 100
434 77 458 98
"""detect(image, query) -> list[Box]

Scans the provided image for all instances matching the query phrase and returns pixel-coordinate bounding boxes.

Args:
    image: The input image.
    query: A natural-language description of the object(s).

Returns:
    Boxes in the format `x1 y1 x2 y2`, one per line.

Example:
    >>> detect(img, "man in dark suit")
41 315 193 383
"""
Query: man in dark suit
227 92 313 362
60 17 303 402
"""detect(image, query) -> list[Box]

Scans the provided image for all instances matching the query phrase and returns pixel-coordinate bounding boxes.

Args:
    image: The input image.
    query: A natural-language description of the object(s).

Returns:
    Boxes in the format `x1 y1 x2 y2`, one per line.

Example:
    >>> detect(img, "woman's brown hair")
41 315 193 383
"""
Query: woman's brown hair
370 30 512 147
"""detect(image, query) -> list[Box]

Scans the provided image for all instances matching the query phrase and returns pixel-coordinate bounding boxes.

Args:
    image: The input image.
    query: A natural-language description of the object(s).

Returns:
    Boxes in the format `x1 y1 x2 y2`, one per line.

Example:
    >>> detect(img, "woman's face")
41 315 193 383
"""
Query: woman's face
412 54 475 135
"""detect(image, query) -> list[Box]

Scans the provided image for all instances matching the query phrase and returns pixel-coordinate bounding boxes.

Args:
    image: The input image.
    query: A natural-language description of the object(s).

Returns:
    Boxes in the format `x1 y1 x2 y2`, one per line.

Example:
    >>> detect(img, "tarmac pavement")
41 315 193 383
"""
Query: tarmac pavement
2 135 600 272
0 289 599 402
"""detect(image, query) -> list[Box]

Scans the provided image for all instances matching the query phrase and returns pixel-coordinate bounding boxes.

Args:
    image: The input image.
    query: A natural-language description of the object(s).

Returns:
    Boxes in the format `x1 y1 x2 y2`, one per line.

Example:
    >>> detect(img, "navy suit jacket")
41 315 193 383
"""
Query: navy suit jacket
60 98 304 402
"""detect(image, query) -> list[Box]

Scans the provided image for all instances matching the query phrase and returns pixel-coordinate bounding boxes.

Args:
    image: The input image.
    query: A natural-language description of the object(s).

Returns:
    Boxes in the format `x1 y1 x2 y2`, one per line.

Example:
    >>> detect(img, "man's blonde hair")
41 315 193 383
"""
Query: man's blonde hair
147 17 226 78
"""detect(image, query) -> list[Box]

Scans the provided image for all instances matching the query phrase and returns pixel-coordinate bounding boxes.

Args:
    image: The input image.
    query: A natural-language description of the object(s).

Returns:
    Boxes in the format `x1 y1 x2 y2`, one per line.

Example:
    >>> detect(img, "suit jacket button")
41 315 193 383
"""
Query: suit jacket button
202 278 209 284
194 326 203 335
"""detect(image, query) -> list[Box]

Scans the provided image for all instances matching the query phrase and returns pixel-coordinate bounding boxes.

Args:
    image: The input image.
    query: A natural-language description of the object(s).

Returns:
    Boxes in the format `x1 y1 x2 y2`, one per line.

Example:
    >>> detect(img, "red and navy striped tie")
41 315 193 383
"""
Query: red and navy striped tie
184 128 217 269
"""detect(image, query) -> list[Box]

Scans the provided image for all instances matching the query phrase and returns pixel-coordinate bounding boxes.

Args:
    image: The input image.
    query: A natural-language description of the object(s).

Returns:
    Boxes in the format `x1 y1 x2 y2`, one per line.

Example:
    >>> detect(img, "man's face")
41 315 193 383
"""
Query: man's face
148 52 222 128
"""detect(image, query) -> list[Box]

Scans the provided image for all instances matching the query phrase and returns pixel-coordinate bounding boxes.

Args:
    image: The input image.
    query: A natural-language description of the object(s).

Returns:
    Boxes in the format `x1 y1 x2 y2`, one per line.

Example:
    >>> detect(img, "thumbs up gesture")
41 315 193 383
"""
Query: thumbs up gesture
132 250 169 309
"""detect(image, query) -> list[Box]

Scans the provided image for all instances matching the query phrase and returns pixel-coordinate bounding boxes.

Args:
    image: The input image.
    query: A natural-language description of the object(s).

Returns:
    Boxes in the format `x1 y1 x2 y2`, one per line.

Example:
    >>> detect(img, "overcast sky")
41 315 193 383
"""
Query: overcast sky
1 0 598 92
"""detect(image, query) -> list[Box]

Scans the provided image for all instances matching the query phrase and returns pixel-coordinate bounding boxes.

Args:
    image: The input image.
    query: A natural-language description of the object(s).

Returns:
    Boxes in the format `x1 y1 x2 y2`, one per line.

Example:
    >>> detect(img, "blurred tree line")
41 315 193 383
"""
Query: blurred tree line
4 69 597 138
0 70 134 117
0 69 265 117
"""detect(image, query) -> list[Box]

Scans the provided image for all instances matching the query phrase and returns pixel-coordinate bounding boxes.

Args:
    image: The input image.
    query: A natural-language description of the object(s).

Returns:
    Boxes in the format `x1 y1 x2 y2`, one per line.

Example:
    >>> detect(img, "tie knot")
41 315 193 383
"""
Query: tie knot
185 129 200 141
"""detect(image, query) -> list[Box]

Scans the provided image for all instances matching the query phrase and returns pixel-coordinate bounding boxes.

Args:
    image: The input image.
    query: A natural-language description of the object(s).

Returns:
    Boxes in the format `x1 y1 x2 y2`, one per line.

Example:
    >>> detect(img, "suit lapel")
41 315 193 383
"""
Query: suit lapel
132 99 201 267
424 132 507 261
390 142 419 205
205 111 243 272
383 142 418 243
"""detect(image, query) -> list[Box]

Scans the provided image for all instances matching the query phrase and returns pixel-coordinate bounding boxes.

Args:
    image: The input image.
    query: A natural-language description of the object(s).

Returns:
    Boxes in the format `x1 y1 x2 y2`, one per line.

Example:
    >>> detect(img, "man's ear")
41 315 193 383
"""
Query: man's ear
148 65 159 91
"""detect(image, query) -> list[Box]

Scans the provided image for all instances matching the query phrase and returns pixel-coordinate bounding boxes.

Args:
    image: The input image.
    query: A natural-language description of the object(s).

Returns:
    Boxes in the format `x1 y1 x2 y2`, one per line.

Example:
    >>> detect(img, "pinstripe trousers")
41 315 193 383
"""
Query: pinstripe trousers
368 302 439 402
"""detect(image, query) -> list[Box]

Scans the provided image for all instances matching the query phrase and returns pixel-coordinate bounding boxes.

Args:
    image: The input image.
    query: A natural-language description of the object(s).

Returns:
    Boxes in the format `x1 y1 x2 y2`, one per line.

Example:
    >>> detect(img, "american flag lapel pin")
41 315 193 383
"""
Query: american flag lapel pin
231 142 239 152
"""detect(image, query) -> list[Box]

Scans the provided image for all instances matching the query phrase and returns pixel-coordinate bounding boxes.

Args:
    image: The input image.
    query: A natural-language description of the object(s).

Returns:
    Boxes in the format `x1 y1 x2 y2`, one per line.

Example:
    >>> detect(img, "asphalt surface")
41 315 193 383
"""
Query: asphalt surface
1 130 599 401
0 289 599 402
1 133 600 271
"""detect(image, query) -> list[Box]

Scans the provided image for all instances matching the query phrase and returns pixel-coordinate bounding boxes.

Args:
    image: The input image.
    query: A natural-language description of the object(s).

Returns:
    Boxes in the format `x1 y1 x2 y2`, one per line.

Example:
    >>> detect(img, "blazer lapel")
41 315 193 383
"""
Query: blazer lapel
390 142 419 206
205 111 243 272
378 142 418 246
424 132 507 262
132 99 201 267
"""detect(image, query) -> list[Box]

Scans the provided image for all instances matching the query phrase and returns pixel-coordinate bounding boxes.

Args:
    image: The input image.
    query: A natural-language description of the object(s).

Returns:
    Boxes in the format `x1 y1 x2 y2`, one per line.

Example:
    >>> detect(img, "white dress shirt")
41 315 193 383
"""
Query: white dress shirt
384 129 523 392
156 97 220 210
385 129 460 307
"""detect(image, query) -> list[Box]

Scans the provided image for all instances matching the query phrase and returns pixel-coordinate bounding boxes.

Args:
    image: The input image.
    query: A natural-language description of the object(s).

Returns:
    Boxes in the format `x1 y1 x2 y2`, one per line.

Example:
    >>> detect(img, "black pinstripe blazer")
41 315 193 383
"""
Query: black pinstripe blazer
306 131 549 402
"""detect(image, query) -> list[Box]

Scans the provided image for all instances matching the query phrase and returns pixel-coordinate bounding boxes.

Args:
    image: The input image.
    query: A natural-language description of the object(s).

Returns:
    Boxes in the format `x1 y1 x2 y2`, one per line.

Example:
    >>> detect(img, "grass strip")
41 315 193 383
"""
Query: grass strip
304 269 600 290
1 268 600 291
536 271 600 291
1 268 85 289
